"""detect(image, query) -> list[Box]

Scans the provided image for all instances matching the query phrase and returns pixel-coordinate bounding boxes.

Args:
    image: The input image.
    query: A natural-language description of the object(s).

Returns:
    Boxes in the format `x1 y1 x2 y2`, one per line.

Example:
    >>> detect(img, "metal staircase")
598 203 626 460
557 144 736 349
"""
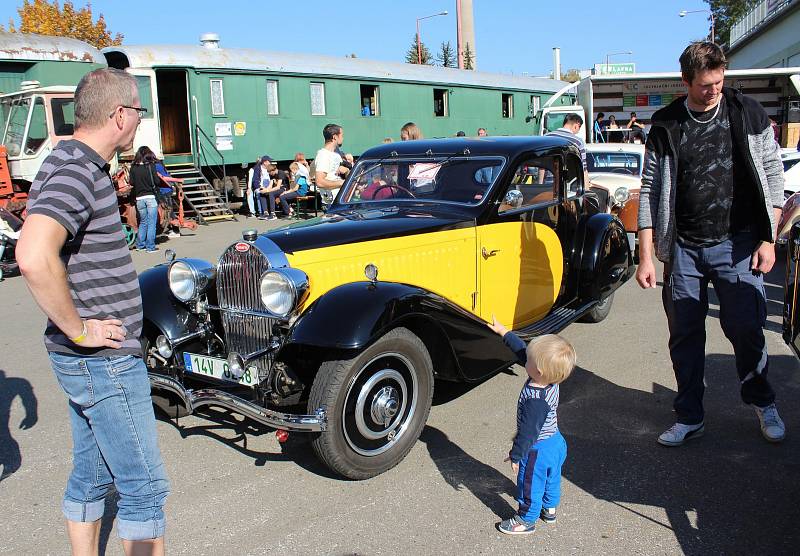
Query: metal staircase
164 163 235 224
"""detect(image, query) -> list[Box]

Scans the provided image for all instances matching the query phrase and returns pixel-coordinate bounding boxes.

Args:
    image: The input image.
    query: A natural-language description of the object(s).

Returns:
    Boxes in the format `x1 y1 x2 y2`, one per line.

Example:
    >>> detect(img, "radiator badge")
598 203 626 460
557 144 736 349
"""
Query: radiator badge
235 242 251 253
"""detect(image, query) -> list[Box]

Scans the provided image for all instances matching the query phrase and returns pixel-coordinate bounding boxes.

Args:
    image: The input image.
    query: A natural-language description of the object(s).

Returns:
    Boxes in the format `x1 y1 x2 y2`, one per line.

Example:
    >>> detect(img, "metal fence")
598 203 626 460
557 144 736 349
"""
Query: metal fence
730 0 794 47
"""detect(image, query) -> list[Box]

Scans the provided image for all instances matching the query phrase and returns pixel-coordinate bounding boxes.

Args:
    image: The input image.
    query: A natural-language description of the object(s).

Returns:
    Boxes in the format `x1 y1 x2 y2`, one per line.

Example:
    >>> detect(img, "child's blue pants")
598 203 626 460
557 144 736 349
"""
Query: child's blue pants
516 431 567 524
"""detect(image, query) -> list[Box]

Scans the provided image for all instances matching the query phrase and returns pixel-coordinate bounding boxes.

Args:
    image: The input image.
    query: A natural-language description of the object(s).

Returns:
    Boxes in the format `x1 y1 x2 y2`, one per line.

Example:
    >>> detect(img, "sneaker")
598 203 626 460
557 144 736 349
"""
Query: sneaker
266 214 277 221
167 231 181 238
540 508 557 523
146 247 160 253
754 404 785 442
497 515 536 536
257 215 267 220
657 422 704 446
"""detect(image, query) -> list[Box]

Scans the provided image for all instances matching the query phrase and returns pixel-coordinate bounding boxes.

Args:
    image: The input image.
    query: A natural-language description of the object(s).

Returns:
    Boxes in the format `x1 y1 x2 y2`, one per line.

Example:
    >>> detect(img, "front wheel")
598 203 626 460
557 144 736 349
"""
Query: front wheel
308 327 434 480
580 292 614 323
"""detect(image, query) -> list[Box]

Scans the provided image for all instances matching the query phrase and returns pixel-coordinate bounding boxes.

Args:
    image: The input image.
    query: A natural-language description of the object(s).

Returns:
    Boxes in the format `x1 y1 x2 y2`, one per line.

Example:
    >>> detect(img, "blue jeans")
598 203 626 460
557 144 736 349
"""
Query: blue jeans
136 197 158 250
48 352 169 541
516 432 567 524
663 231 774 425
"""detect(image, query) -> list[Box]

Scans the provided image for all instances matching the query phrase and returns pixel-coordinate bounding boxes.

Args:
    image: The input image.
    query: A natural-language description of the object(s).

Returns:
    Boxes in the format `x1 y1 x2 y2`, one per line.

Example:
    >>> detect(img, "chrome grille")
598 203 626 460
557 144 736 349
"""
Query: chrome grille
216 243 275 377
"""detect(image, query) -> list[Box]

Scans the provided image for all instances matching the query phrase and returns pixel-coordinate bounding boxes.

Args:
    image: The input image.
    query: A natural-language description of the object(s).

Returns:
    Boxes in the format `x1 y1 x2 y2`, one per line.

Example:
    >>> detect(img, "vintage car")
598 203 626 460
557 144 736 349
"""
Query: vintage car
774 151 800 244
586 143 645 250
139 136 633 479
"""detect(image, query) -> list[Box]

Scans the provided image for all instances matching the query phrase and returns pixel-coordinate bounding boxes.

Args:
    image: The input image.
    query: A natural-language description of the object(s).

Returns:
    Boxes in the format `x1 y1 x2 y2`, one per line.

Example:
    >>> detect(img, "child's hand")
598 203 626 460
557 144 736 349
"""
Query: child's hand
504 456 519 474
487 315 508 337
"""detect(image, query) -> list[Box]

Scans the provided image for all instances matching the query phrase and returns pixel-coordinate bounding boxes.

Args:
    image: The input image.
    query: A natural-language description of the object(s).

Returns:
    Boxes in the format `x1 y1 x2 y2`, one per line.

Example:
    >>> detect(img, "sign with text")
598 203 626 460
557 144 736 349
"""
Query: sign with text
595 63 636 76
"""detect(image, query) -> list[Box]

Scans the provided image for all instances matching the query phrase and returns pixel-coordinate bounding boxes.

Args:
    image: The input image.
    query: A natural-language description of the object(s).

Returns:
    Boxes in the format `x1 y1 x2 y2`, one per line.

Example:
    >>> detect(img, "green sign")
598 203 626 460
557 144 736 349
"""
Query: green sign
595 63 636 76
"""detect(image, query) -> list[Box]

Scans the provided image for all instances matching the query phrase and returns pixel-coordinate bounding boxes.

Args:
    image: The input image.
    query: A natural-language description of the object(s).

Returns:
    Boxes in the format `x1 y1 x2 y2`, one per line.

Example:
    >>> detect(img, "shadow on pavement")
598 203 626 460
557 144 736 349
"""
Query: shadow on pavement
0 369 38 482
419 426 517 519
562 355 800 554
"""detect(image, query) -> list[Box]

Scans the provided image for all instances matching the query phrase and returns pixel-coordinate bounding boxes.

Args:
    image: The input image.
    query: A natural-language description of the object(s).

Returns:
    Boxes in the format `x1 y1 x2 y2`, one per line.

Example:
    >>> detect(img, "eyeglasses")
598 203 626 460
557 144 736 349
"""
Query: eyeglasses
108 105 148 120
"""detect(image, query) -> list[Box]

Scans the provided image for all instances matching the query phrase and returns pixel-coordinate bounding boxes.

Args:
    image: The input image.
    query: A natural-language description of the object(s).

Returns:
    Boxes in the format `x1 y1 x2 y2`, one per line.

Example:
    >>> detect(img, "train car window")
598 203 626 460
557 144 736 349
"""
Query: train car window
134 76 154 119
529 95 540 119
210 79 225 116
310 82 326 116
51 98 75 136
502 93 514 118
266 80 279 115
24 97 48 155
433 89 448 117
360 84 379 117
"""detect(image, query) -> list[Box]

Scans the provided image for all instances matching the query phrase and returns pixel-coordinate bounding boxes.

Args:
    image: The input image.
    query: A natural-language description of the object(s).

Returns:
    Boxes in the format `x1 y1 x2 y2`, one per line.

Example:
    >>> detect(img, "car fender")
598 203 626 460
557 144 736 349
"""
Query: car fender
138 265 203 340
575 213 633 301
287 281 515 382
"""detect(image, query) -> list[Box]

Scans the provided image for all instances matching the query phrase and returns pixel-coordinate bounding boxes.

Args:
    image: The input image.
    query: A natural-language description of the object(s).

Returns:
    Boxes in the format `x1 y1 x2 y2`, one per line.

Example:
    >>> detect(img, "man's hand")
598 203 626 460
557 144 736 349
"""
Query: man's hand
487 315 508 337
636 257 658 289
81 318 126 349
751 241 776 274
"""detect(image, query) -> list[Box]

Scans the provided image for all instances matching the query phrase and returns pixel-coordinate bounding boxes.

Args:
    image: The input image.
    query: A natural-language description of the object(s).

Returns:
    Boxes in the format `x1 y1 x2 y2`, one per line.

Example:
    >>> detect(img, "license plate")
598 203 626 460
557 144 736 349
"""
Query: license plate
183 352 258 387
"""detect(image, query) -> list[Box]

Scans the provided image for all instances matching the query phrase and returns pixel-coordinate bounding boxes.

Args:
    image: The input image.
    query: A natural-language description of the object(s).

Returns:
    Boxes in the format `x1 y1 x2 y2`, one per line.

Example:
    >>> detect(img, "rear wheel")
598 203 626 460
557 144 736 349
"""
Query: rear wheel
580 293 614 323
309 327 434 479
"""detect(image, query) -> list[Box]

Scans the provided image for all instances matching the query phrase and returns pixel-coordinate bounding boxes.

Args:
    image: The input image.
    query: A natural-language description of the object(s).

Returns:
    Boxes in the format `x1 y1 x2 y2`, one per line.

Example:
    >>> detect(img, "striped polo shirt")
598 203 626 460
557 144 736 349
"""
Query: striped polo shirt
26 139 143 357
547 127 587 170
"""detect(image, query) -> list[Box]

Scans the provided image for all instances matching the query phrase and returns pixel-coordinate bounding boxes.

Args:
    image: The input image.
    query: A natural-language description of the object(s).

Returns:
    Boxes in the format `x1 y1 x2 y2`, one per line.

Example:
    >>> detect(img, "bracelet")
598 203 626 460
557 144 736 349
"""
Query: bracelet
70 320 87 344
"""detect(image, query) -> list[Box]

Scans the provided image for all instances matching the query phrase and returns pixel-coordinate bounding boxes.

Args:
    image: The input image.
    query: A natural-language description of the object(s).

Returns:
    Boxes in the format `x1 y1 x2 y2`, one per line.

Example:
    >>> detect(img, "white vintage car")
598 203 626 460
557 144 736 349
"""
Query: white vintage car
586 143 645 248
782 149 800 198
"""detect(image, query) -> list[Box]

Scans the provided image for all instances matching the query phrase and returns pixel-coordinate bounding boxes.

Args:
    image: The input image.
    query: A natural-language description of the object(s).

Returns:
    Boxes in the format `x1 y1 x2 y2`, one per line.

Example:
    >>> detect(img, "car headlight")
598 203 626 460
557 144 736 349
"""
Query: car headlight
168 259 216 302
259 268 309 317
613 187 630 204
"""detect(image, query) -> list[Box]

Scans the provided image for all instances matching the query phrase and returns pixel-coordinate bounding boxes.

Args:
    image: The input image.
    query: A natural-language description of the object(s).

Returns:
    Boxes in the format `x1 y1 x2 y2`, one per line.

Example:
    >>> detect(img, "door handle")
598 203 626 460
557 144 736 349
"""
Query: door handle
482 247 500 259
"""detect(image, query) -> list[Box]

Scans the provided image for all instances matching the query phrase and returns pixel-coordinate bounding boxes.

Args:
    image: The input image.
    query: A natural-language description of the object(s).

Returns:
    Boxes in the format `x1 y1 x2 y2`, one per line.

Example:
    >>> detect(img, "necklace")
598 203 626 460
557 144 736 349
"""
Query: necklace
684 97 721 124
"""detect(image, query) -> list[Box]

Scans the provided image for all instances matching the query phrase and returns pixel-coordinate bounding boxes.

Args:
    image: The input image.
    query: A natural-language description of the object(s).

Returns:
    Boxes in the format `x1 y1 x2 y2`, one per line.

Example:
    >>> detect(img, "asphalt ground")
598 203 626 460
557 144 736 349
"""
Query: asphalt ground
1 216 799 555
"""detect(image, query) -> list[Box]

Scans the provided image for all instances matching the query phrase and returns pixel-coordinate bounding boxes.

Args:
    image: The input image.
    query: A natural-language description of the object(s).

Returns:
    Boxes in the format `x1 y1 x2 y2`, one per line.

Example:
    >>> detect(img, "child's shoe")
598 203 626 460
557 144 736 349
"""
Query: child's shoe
497 515 536 535
540 507 557 523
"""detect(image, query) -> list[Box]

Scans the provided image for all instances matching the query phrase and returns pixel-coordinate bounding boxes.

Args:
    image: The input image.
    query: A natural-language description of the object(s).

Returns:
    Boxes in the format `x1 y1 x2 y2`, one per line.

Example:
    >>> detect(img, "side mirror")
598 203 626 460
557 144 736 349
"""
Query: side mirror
503 189 523 209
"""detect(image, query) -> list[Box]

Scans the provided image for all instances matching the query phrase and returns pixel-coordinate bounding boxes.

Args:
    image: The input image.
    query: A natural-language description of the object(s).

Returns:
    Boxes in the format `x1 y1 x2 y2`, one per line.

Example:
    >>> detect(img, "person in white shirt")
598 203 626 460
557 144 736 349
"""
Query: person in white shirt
314 124 346 206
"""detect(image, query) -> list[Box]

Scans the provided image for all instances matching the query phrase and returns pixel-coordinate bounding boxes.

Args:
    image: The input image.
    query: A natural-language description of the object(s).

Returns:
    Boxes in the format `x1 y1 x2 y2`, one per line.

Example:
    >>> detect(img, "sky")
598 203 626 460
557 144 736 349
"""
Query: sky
7 0 717 76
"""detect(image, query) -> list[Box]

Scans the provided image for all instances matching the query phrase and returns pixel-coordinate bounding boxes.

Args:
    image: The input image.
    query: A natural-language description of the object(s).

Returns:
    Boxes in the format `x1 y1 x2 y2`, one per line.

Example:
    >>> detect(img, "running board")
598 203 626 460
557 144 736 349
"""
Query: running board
513 301 596 341
148 373 326 432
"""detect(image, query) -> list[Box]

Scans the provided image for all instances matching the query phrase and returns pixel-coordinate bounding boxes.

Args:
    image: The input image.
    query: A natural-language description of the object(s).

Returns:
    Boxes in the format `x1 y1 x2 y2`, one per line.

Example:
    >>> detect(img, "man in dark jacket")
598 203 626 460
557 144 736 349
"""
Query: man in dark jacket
636 42 785 446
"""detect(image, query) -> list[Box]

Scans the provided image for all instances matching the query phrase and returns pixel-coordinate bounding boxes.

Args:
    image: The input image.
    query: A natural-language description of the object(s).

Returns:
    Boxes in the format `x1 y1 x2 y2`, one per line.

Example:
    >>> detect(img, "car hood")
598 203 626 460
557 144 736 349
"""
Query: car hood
263 204 475 254
588 173 642 191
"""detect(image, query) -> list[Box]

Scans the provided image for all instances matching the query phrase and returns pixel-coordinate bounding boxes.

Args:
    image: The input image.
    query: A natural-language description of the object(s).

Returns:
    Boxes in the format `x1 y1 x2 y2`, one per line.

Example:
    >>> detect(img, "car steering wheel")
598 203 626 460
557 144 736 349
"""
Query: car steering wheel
610 168 635 175
372 184 416 199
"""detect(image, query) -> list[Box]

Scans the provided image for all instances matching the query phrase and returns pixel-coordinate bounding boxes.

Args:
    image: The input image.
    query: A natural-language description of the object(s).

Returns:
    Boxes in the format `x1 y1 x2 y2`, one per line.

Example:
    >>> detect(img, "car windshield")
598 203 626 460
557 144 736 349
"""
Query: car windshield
587 151 642 176
338 156 504 206
1 96 31 157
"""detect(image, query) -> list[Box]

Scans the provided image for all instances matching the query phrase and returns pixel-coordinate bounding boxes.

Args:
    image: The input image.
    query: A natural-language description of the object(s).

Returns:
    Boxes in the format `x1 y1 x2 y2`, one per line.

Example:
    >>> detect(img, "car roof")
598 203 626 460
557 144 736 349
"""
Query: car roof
586 143 646 155
360 136 580 160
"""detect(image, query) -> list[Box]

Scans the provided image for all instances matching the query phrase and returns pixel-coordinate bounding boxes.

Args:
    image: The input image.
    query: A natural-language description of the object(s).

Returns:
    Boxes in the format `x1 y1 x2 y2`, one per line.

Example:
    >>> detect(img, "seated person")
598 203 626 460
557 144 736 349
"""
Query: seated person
361 173 394 200
626 111 647 144
275 162 310 210
605 115 625 142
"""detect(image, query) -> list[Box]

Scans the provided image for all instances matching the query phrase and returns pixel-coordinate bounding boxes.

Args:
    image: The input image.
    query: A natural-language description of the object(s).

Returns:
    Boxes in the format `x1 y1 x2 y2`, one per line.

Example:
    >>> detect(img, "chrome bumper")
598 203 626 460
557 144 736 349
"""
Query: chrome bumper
149 374 327 432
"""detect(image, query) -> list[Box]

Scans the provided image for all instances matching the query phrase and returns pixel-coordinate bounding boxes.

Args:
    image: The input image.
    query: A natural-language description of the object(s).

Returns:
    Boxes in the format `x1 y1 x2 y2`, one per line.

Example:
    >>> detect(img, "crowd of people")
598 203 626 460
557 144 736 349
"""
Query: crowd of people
593 111 648 144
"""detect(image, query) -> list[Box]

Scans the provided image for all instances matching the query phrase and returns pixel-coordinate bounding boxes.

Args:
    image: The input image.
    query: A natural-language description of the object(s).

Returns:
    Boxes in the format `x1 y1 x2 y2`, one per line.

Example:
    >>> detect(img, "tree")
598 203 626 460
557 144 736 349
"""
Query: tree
462 42 475 70
1 0 123 49
437 41 456 68
405 34 433 65
705 0 759 45
560 68 581 83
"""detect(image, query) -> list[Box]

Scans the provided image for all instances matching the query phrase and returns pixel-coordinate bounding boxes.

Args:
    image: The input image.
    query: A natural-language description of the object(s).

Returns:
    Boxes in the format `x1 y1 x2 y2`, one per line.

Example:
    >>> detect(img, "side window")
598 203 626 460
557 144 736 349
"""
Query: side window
433 88 448 117
565 153 583 197
310 82 326 116
24 97 48 155
502 93 514 118
498 156 559 214
210 79 225 116
266 80 279 115
51 98 75 136
360 84 379 116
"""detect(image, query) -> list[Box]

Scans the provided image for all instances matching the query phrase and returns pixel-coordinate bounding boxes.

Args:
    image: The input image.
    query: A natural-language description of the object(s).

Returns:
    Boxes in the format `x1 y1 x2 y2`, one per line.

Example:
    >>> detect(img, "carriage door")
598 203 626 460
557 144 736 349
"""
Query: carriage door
784 222 800 358
127 69 163 159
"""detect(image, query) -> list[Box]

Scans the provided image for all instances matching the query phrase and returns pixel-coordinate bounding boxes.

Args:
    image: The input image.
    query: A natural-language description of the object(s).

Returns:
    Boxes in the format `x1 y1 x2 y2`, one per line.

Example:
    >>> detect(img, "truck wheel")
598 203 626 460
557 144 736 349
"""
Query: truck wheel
580 293 614 323
309 327 434 480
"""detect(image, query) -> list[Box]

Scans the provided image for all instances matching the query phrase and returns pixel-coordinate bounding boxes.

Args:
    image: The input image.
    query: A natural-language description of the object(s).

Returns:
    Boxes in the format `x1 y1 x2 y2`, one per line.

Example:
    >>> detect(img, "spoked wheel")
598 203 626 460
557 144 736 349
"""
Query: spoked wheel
309 327 433 479
123 224 137 249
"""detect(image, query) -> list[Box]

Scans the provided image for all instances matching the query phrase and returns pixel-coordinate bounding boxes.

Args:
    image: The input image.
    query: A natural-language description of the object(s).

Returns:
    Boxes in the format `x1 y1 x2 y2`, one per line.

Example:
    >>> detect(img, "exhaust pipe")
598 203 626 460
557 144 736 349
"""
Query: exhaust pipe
148 373 326 432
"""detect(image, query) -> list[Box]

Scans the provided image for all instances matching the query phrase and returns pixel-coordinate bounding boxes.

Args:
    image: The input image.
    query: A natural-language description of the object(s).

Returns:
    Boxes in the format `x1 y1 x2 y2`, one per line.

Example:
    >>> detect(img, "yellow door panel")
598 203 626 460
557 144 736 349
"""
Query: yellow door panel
478 221 563 328
286 228 478 313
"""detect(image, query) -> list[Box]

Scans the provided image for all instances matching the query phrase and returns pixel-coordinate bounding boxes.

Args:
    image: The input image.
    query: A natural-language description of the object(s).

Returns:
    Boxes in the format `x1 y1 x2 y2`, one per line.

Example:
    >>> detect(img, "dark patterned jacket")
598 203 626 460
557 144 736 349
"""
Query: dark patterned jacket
638 86 784 262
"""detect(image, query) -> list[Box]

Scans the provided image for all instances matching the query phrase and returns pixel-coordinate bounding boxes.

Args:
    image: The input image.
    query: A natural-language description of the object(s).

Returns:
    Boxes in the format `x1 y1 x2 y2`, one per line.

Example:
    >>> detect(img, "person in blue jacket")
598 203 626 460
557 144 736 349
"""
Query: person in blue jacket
488 317 576 535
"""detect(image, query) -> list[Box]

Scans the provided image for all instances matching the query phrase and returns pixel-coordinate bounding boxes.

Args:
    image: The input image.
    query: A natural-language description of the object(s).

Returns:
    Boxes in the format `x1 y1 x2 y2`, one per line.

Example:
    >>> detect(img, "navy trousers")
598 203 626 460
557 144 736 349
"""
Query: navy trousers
662 231 775 425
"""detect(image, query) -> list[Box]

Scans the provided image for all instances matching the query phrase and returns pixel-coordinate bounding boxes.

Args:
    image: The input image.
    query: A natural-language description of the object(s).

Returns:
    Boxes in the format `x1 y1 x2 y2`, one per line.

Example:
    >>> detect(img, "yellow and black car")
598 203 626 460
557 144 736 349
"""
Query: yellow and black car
139 136 633 479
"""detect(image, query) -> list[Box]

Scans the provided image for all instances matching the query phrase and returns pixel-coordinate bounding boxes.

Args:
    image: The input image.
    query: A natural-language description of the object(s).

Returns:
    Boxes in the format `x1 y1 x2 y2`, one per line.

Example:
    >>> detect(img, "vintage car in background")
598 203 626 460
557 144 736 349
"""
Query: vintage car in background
774 150 800 244
138 137 633 479
585 143 644 253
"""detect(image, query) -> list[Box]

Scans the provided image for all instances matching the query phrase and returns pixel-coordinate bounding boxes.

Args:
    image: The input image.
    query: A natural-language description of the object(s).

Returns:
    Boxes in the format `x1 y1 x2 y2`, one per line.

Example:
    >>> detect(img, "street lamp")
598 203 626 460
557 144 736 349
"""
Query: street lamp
679 9 716 42
417 11 448 64
604 50 633 74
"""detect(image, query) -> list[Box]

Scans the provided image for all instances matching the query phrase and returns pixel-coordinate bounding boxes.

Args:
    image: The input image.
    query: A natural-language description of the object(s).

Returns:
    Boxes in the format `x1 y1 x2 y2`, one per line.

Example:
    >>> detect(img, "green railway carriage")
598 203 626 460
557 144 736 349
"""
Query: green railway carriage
103 38 573 176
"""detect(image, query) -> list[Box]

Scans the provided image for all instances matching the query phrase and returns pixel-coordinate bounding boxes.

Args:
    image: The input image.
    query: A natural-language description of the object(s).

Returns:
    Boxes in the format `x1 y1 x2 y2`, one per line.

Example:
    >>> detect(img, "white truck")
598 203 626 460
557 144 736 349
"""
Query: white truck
536 68 800 147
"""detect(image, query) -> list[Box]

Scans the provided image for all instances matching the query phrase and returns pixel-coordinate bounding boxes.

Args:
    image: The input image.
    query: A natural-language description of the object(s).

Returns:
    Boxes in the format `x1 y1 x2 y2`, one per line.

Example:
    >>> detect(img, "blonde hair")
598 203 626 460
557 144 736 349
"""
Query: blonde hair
526 334 576 385
400 122 423 140
289 161 299 173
